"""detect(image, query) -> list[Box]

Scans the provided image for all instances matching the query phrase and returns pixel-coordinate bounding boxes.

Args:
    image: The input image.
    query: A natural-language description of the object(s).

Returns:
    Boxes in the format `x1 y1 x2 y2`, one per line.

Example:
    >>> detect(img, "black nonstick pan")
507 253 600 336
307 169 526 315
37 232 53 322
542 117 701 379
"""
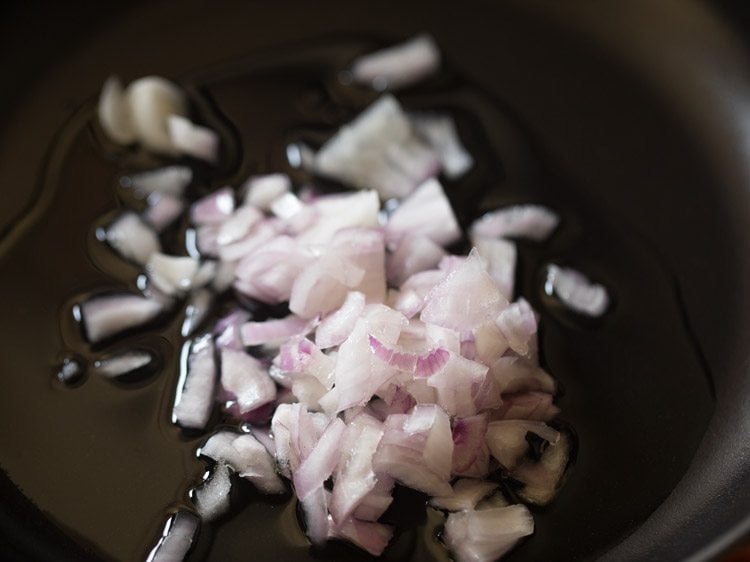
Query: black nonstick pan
1 1 749 561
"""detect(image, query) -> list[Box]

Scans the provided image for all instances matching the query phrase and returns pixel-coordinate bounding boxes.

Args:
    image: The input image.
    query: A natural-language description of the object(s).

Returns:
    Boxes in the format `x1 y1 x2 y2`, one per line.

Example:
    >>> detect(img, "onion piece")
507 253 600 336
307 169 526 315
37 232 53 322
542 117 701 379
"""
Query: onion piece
94 349 156 379
489 356 556 395
193 462 232 522
444 505 534 562
513 431 572 505
331 518 394 557
173 335 216 430
79 293 166 343
144 193 186 232
146 511 199 562
430 479 497 512
167 115 219 163
240 314 314 347
215 206 263 247
470 204 559 242
220 348 277 415
146 253 200 296
410 113 473 179
105 212 160 265
372 405 453 496
472 236 516 300
369 334 449 377
543 264 610 317
125 76 188 154
200 431 285 494
495 298 537 357
293 417 346 501
350 34 440 91
451 414 491 478
271 404 329 478
313 95 438 199
385 178 461 248
214 309 250 350
485 420 559 470
329 414 384 524
315 291 366 349
386 234 445 287
300 487 331 546
420 249 508 332
125 165 192 198
190 187 235 226
426 353 488 417
181 288 214 337
242 173 291 210
98 76 135 145
493 392 559 422
296 190 381 247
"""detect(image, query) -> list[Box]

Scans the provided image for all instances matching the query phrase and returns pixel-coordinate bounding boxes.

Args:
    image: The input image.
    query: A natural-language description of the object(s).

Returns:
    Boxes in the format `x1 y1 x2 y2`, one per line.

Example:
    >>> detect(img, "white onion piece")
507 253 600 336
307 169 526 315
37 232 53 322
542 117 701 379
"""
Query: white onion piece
331 518 394 557
191 187 235 226
220 348 277 414
329 414 384 524
241 314 313 347
472 237 516 300
191 261 217 289
242 173 291 210
144 193 185 232
494 392 559 422
105 212 160 265
211 259 237 292
234 236 313 305
146 253 200 296
472 321 509 367
293 417 346 500
489 356 556 395
485 420 559 470
330 227 387 303
427 353 488 417
513 431 571 505
353 475 395 522
289 253 365 319
315 291 366 349
410 113 474 178
173 335 216 429
386 234 445 287
276 337 335 389
430 479 497 512
126 165 192 198
94 349 154 379
146 511 199 562
421 249 508 332
194 462 232 522
80 293 165 343
270 192 305 220
217 219 280 262
167 115 219 163
196 225 219 257
125 76 188 154
372 405 453 496
444 505 534 562
98 76 135 145
496 298 537 357
216 206 263 247
452 414 491 478
271 403 328 478
214 309 250 350
200 431 285 494
300 486 330 546
247 425 276 457
181 288 214 337
296 190 380 246
544 264 610 317
350 34 440 91
470 204 559 242
385 178 461 248
313 95 437 199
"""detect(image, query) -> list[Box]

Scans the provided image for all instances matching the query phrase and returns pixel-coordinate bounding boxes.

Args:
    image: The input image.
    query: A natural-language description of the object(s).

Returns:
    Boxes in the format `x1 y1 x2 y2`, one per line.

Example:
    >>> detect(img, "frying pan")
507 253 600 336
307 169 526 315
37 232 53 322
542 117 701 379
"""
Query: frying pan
1 1 750 560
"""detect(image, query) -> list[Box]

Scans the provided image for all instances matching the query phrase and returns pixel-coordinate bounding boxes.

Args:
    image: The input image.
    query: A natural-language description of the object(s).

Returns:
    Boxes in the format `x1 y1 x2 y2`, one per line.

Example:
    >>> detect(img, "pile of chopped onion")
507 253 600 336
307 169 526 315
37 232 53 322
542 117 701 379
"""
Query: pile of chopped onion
81 34 611 562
